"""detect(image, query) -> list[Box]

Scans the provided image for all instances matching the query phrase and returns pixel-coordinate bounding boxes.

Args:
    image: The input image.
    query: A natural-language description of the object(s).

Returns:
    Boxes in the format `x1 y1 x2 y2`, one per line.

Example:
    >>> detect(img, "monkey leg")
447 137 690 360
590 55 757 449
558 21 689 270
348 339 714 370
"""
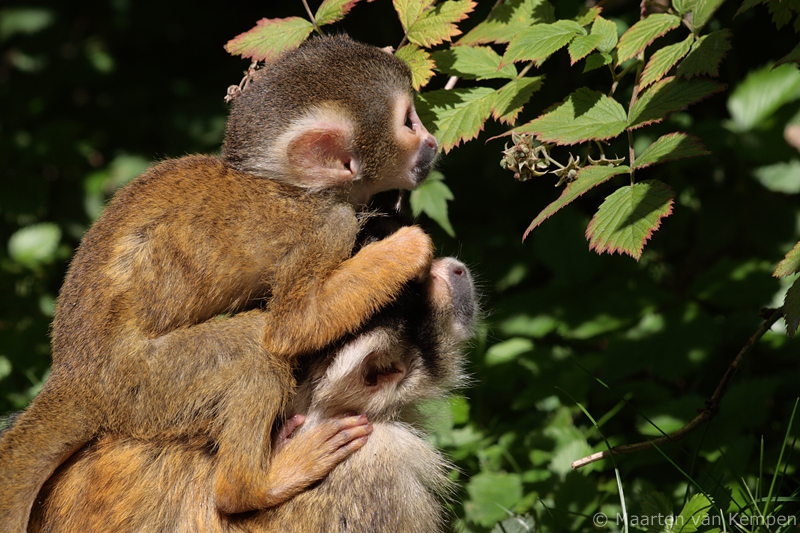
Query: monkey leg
264 225 433 357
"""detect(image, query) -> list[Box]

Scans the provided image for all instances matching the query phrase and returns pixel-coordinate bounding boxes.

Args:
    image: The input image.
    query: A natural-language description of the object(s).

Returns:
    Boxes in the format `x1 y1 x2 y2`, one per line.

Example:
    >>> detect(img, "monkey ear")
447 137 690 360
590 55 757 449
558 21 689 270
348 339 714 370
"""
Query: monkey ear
287 127 359 188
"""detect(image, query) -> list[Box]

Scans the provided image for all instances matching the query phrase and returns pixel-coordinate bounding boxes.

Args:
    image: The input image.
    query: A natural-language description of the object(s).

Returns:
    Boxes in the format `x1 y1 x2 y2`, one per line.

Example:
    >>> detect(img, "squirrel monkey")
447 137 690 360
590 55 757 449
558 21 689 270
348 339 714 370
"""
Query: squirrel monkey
0 35 439 531
30 257 477 533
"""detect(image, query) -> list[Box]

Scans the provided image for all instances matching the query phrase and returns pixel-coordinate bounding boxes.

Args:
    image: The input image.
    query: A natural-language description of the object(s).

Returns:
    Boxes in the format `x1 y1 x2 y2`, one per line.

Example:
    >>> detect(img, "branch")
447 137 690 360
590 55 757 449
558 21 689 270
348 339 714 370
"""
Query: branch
571 307 784 470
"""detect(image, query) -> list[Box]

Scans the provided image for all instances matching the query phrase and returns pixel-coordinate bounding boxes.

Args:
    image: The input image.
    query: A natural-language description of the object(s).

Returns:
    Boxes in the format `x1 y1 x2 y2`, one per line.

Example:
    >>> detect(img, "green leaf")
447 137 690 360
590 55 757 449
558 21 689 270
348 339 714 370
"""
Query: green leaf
616 13 681 65
634 132 709 169
431 46 517 80
0 7 55 41
524 165 630 239
734 0 767 17
416 87 496 153
490 515 537 533
574 6 602 26
517 88 627 145
314 0 360 26
586 179 674 260
777 41 800 68
628 76 725 129
691 0 726 33
583 52 613 72
775 241 800 278
397 0 476 47
409 170 456 237
458 0 555 45
395 44 435 90
641 34 693 88
464 471 524 527
569 33 603 64
492 76 544 125
485 337 535 366
592 16 619 53
502 20 585 67
753 160 800 194
677 29 732 78
726 63 800 132
784 276 800 338
641 492 674 533
8 223 62 269
675 493 713 532
673 0 697 15
224 17 313 61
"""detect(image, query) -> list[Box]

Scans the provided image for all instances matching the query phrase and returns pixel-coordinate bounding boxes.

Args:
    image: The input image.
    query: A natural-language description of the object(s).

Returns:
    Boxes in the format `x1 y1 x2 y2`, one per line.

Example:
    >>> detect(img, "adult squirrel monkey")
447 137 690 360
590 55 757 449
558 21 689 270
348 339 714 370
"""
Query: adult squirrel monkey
0 35 438 531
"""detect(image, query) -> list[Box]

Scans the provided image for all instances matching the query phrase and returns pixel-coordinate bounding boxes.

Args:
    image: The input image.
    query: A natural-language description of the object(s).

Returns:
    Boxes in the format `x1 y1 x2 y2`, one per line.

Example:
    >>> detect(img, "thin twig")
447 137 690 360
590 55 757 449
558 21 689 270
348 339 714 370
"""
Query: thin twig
571 308 784 470
301 0 322 35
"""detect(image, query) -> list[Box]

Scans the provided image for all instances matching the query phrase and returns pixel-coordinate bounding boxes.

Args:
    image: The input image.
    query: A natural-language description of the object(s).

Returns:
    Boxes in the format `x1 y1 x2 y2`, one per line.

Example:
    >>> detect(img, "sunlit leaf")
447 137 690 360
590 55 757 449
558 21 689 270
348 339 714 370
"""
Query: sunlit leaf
574 6 602 26
726 63 800 132
584 52 613 72
431 46 517 80
0 7 55 40
485 337 534 366
416 87 496 153
677 29 732 78
775 241 800 278
628 76 725 129
586 179 674 260
634 132 709 169
458 0 555 45
395 44 435 90
784 276 800 338
592 15 619 53
464 471 524 527
490 515 537 533
641 34 693 88
225 17 313 61
8 223 62 269
616 13 681 65
673 0 697 15
395 0 436 32
314 0 360 26
492 77 544 125
691 0 726 33
517 88 627 145
753 160 800 194
397 0 476 47
410 170 456 237
569 33 603 64
524 165 630 239
502 20 585 67
676 493 713 532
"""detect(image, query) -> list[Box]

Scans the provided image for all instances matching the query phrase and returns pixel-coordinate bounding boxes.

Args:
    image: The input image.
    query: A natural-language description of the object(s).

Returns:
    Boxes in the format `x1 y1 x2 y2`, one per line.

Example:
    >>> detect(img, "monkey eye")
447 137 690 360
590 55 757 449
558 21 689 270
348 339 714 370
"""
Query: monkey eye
404 108 415 130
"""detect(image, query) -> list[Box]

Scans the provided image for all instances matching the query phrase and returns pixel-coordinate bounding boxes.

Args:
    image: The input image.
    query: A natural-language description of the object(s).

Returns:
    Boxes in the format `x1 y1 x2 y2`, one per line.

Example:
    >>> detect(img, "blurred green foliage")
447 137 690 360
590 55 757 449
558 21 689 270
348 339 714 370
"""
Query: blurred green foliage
1 1 799 531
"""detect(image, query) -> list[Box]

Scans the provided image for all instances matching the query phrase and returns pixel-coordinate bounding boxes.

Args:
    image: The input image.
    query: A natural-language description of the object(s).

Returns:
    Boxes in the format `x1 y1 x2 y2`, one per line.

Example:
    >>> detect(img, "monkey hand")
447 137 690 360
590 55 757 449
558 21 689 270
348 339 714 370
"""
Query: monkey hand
377 225 434 283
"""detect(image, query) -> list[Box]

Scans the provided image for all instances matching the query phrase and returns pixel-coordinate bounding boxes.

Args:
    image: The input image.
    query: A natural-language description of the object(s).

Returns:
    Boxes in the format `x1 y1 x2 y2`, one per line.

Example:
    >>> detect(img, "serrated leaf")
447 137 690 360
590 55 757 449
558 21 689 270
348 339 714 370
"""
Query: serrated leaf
395 44 435 90
465 471 524 527
516 88 627 145
8 223 62 268
617 13 681 65
734 0 766 17
775 241 800 278
314 0 360 26
753 160 800 194
586 179 674 260
641 34 693 88
691 0 726 33
523 165 630 239
492 76 544 124
502 20 585 67
777 41 800 68
583 52 613 72
628 76 725 129
727 63 800 132
784 276 800 338
635 132 709 169
458 0 556 45
569 33 603 64
410 170 455 237
574 6 602 26
225 18 314 62
676 493 713 532
592 16 619 53
398 0 476 48
416 87 496 153
641 492 674 533
673 0 697 15
431 46 517 80
677 29 731 78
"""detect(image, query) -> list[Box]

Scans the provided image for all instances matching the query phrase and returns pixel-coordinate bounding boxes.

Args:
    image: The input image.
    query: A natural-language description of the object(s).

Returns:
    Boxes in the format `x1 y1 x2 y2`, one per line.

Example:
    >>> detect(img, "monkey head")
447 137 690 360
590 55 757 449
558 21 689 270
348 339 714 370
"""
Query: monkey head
222 35 439 206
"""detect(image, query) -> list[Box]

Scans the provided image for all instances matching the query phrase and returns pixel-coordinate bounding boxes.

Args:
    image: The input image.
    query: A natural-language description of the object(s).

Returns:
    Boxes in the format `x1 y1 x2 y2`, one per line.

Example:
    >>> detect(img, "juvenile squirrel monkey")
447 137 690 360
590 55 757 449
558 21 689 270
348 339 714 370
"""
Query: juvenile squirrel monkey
0 35 439 531
31 257 477 533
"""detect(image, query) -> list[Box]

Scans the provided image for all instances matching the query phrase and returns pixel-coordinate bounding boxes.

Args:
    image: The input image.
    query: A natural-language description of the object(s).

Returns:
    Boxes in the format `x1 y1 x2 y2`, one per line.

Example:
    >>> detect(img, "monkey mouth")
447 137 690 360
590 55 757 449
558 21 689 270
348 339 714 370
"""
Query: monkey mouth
364 358 405 388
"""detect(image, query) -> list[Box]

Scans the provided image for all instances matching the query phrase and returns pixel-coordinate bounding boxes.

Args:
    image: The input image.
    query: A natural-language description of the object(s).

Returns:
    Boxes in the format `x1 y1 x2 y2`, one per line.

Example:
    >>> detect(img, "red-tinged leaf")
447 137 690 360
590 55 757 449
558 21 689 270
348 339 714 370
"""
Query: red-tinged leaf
592 16 618 53
225 18 314 62
458 0 555 45
501 20 585 67
523 165 630 239
395 0 436 32
616 13 681 65
784 277 800 338
569 33 603 64
515 87 627 145
586 179 674 261
416 87 496 153
775 241 800 278
777 41 800 67
691 0 726 33
641 34 693 89
431 46 517 80
400 0 476 48
492 77 544 125
315 0 361 26
627 76 725 130
677 29 731 78
634 132 709 169
395 44 435 90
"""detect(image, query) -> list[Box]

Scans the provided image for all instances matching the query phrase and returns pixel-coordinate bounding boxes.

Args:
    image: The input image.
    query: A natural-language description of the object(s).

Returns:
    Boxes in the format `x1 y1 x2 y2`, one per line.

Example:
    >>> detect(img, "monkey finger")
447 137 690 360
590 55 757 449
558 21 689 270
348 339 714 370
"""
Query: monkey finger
273 414 305 450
